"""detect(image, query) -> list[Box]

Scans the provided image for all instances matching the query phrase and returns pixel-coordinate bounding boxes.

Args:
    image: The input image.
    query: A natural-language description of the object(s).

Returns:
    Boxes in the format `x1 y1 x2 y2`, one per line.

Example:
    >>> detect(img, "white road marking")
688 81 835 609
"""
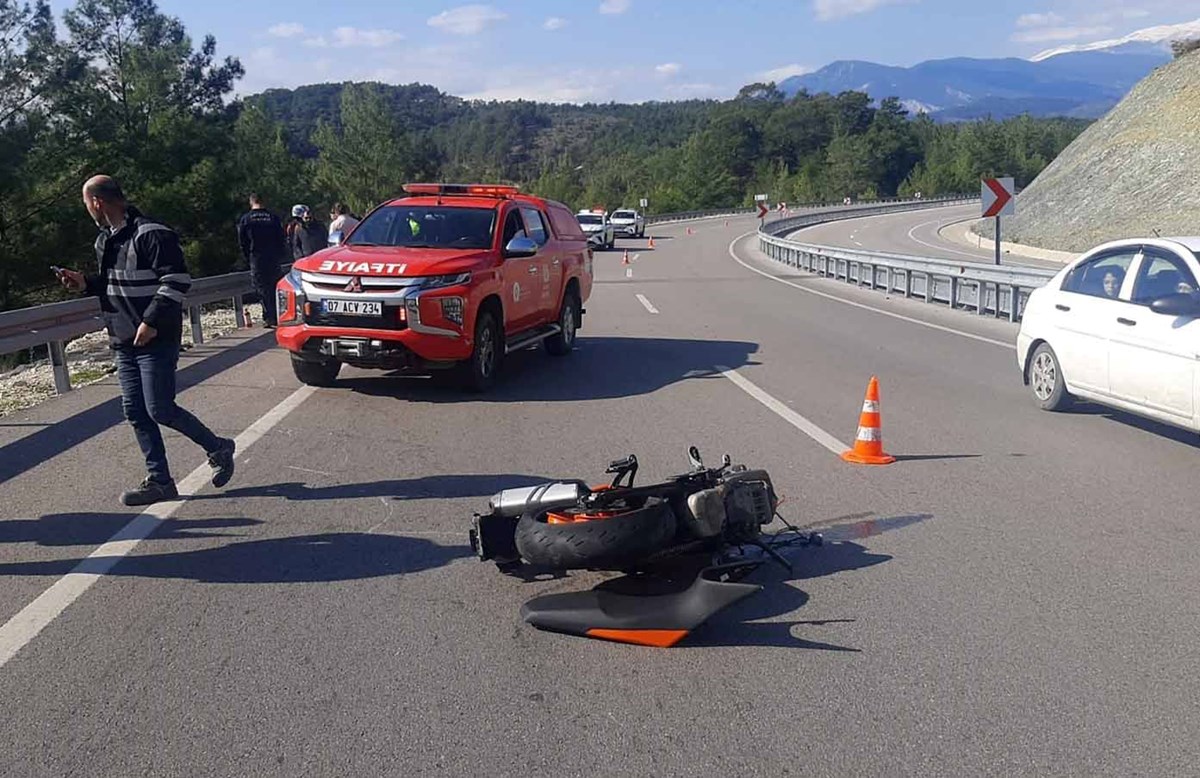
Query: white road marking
718 367 848 457
636 294 659 314
728 232 1015 351
0 385 318 670
905 216 997 261
625 267 633 279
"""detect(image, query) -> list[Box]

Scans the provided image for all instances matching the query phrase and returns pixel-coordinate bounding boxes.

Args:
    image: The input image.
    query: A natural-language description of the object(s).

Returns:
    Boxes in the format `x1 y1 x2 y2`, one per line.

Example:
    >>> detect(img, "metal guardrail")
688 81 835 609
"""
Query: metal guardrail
644 195 970 226
0 267 288 395
757 198 1059 322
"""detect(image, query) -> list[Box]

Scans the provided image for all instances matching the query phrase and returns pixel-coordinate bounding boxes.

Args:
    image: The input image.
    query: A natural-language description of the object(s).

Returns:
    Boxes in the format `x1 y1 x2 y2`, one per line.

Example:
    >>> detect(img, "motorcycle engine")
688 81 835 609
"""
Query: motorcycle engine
682 469 778 543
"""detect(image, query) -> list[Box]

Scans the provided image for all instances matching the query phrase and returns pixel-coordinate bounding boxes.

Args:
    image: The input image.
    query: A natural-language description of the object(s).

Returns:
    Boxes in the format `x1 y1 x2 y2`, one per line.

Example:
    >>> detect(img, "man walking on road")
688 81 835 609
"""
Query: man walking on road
237 193 287 327
57 175 236 506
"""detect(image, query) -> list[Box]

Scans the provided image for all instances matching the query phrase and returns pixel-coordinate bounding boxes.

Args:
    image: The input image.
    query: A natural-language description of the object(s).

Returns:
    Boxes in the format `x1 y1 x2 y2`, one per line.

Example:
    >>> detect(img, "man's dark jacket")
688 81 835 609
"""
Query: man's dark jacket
292 219 328 259
84 206 190 348
237 207 287 269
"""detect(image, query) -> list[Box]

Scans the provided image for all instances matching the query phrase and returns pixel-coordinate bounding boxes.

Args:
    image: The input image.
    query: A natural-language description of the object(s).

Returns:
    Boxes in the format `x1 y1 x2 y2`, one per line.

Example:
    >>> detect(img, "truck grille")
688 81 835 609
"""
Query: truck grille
306 309 407 331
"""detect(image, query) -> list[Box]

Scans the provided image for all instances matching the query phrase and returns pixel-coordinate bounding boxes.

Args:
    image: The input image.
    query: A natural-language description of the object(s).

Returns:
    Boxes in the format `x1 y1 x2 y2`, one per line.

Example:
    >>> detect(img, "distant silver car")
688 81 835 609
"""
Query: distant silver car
610 208 645 238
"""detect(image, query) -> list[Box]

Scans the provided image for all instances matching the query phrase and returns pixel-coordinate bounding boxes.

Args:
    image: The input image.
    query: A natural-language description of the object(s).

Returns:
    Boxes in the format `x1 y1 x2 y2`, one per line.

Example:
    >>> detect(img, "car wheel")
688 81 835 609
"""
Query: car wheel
545 290 580 356
1030 343 1071 411
291 357 341 387
460 308 501 393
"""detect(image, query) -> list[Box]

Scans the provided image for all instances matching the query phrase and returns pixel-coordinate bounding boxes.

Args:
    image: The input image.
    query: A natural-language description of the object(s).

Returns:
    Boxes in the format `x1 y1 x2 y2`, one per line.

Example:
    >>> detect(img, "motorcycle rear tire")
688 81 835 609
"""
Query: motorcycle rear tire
514 497 676 570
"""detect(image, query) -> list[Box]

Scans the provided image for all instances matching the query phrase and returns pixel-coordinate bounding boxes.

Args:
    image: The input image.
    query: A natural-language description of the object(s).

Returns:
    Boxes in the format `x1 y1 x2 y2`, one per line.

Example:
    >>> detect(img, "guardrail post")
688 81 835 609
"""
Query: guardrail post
49 340 71 395
903 270 912 299
950 277 959 309
924 273 933 303
886 267 894 293
977 282 987 315
1009 285 1020 322
189 305 205 345
233 296 247 328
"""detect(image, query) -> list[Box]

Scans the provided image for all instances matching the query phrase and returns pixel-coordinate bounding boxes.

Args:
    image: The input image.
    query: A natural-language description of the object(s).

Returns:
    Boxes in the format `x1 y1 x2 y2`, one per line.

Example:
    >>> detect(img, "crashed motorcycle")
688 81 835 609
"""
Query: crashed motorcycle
469 447 822 647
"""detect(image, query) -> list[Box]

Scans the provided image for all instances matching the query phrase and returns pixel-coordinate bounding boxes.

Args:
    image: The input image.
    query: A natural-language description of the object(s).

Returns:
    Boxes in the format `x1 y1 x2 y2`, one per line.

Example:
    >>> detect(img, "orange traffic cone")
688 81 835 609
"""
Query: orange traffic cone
622 249 630 265
647 236 655 249
686 226 693 235
841 376 895 465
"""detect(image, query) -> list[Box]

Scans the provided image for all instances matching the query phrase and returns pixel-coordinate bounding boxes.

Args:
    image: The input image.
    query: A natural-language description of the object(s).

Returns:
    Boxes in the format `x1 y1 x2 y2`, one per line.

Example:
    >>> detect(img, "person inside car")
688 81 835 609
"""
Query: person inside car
1102 269 1124 298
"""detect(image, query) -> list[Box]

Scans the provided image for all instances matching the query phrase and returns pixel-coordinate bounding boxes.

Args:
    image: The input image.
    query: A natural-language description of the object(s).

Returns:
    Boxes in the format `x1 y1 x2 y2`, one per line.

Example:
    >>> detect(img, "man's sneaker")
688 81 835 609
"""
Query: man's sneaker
208 437 236 488
121 477 179 507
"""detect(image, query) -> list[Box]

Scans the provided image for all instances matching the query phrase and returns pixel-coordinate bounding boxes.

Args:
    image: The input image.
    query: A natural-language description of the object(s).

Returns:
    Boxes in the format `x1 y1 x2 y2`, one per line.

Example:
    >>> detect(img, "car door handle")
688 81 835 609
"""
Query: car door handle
552 259 560 266
1055 304 1071 312
1117 317 1137 327
528 267 540 274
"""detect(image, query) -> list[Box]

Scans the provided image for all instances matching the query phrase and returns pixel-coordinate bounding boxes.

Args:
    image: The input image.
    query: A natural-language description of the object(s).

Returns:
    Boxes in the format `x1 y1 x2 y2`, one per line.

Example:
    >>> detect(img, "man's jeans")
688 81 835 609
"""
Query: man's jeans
115 339 221 483
251 261 282 325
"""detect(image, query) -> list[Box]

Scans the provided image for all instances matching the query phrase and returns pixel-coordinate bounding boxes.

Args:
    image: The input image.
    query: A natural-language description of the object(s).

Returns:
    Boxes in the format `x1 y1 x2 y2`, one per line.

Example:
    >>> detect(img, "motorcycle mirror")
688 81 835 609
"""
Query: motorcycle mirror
688 446 704 470
722 454 732 469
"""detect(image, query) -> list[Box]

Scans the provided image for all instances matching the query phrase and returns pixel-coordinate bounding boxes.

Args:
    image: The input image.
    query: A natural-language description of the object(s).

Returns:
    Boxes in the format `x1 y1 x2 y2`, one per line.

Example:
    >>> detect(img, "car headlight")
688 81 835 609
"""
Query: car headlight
417 272 471 289
278 269 306 325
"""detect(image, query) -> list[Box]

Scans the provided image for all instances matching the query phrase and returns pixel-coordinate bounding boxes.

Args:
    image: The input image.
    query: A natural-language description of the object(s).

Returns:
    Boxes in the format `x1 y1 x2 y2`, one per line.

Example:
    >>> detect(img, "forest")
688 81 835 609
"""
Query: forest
1 0 1090 311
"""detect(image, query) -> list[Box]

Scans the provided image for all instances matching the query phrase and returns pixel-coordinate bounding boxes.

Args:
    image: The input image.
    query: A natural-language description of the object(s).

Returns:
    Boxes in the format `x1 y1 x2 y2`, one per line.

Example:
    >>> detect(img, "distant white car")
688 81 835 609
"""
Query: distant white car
576 210 614 250
609 208 645 238
1017 237 1200 432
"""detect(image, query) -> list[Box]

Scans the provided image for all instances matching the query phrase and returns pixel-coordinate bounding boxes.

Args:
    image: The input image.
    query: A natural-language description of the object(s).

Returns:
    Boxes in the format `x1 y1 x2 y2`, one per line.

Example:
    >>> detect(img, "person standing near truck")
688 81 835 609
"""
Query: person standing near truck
237 193 287 327
56 175 236 506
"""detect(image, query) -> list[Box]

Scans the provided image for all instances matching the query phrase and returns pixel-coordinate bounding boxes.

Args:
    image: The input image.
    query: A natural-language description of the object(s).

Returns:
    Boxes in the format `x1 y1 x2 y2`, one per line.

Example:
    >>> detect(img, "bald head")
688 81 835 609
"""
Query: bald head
83 175 127 228
83 175 125 203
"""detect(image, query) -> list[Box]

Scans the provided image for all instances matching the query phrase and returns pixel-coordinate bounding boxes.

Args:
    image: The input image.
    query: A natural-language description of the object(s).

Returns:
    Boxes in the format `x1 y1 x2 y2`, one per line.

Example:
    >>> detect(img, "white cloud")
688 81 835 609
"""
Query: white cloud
1013 24 1111 43
428 5 508 35
812 0 910 21
1016 12 1064 28
304 27 405 48
544 16 568 30
760 63 814 82
267 23 306 39
599 0 632 15
655 62 682 77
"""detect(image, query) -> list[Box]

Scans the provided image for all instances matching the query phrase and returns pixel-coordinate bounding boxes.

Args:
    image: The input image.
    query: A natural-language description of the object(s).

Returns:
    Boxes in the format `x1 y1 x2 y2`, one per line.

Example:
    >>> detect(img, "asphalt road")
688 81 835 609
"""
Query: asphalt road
794 203 1070 270
2 210 1198 777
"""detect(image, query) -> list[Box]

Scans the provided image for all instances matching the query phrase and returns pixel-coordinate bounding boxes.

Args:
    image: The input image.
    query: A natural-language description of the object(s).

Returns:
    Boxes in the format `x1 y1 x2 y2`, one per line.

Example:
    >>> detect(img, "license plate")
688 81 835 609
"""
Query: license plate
322 299 381 316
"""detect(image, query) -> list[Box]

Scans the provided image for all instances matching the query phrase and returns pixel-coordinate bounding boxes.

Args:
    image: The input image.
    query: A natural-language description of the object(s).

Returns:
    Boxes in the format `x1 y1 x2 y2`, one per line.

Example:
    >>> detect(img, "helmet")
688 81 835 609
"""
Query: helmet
291 204 308 218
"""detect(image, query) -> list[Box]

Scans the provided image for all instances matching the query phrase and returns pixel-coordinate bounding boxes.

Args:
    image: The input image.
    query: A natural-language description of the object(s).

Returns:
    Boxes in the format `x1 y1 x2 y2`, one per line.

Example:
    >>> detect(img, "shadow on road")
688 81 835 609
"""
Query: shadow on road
0 334 277 488
188 473 551 502
338 336 759 404
1065 402 1200 448
0 531 470 583
0 513 261 547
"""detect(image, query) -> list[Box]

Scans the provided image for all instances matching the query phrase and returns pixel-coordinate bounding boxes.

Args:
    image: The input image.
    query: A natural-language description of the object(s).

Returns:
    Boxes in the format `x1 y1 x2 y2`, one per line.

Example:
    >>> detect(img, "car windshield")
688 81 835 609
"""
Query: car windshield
613 211 635 219
577 214 602 225
346 205 497 249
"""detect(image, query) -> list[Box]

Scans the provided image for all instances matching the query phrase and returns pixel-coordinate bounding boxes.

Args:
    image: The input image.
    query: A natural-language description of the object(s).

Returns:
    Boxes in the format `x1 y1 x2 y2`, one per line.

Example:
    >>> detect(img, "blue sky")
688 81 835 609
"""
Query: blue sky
50 0 1200 101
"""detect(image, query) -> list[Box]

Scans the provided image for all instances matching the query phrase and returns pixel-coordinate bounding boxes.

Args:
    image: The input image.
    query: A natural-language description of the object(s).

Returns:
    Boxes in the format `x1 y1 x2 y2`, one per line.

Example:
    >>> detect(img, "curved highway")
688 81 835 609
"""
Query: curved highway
0 210 1195 776
795 203 1072 270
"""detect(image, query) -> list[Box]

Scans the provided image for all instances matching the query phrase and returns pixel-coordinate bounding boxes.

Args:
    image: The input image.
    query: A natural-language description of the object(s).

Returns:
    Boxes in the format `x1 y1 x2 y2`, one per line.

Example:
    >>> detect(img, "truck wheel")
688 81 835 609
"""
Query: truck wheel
291 357 341 387
545 289 580 356
460 308 502 393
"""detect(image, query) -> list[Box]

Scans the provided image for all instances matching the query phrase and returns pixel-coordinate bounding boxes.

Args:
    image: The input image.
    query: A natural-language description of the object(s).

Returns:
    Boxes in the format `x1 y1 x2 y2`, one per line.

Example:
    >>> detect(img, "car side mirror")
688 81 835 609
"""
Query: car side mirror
328 230 344 246
504 235 538 258
1150 292 1200 317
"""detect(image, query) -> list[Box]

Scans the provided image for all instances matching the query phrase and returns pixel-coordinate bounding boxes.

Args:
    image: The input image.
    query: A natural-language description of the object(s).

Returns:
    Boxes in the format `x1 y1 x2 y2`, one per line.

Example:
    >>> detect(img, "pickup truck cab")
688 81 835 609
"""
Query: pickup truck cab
575 209 615 250
275 183 594 392
610 208 645 238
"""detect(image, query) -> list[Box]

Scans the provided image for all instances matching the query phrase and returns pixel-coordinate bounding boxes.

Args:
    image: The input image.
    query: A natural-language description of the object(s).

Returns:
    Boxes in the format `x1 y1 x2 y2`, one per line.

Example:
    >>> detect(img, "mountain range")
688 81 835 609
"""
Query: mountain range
777 19 1200 121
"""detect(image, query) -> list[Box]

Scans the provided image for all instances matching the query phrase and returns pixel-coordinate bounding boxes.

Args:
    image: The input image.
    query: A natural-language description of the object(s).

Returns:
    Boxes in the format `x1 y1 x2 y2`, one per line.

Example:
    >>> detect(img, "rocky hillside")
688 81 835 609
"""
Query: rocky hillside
976 49 1200 251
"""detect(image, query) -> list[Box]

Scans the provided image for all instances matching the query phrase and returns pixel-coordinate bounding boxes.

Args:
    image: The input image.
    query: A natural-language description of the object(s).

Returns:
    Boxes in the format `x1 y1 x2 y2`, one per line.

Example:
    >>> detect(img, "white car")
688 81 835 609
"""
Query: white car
609 208 645 238
576 210 614 250
1017 237 1200 433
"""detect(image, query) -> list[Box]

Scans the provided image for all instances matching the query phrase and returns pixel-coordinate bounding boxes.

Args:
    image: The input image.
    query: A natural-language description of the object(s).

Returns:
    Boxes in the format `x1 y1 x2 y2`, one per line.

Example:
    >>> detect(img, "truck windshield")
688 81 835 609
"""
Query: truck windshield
347 206 496 249
577 214 602 225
